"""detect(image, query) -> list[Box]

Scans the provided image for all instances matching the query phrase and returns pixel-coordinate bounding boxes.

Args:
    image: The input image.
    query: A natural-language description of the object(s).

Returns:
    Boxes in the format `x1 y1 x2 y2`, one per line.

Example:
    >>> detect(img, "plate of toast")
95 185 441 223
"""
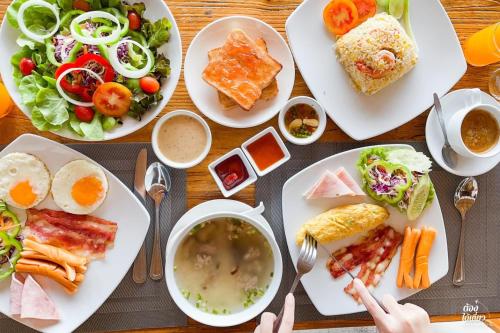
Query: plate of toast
184 16 295 128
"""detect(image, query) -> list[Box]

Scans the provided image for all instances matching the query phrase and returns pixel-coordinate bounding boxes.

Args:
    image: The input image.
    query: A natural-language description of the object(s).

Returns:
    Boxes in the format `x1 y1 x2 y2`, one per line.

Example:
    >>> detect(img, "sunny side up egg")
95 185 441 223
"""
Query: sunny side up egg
51 160 109 215
0 152 51 209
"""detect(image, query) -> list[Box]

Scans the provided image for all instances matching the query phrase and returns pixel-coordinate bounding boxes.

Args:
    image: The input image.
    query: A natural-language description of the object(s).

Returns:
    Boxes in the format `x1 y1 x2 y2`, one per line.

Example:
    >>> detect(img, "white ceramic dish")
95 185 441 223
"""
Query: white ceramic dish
285 0 466 140
208 148 258 197
184 16 295 128
0 134 149 333
282 144 448 316
165 204 282 327
0 0 182 141
426 89 500 176
152 110 212 169
278 96 327 145
241 126 291 176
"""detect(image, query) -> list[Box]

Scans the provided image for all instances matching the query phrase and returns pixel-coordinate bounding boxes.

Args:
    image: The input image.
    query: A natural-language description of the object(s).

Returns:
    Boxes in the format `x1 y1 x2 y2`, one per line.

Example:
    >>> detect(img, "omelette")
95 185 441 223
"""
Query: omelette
296 203 389 245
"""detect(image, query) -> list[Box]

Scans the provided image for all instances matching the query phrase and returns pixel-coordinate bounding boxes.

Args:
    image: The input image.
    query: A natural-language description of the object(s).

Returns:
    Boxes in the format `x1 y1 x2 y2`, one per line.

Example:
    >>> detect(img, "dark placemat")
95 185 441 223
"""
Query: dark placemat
257 142 500 322
0 143 188 332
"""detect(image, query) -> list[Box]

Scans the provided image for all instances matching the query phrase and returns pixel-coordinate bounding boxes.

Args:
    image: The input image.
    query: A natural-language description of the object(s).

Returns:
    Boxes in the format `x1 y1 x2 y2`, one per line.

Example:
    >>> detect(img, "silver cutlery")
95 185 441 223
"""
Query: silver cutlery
273 234 317 332
145 162 172 280
453 177 478 286
132 148 148 284
433 93 458 168
317 242 388 313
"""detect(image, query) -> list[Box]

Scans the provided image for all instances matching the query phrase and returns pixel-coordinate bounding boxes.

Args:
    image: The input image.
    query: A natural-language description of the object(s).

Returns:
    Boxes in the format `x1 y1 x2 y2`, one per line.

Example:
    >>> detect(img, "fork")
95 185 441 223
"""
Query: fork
272 233 317 332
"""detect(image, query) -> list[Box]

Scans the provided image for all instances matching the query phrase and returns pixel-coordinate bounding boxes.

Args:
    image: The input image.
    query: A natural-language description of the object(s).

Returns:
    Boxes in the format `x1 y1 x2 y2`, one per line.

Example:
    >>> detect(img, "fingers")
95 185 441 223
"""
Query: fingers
382 294 403 317
353 278 387 321
278 294 295 333
259 312 276 333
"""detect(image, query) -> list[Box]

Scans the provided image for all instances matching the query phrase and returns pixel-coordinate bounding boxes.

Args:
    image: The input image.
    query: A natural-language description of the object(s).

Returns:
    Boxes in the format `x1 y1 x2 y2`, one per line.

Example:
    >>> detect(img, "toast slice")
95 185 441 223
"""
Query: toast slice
208 38 279 109
202 29 282 110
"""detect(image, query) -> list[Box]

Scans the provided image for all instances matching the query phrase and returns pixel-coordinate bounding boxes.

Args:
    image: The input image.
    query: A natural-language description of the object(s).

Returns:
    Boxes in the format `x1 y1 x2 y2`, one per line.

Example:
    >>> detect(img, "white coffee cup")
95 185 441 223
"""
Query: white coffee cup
446 88 500 158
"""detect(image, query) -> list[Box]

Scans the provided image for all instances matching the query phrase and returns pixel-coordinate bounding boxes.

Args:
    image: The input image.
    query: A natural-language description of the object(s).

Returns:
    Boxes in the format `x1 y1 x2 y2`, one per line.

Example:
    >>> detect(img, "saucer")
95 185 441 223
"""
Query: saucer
426 89 500 176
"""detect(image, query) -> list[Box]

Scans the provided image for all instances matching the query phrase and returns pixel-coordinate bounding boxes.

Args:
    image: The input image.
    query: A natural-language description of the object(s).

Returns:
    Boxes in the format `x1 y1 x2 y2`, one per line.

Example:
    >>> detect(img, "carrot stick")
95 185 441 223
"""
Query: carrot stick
397 226 421 288
413 227 436 289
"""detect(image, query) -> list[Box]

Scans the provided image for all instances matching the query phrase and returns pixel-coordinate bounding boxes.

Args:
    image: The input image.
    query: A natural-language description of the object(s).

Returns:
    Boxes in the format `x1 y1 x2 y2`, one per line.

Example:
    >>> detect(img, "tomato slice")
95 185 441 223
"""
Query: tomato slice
352 0 376 23
92 82 132 117
323 0 359 36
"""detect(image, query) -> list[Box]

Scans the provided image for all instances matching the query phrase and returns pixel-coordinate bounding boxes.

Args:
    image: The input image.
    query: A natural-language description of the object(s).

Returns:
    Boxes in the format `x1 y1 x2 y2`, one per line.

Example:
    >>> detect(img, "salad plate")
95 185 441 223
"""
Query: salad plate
184 16 295 128
0 0 182 141
0 134 149 332
282 144 448 316
285 0 466 140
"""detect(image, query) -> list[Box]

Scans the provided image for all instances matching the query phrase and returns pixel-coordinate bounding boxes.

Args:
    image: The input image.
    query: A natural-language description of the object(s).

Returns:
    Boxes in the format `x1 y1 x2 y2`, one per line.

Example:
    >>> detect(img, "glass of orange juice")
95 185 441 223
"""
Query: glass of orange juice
0 82 14 119
463 22 500 67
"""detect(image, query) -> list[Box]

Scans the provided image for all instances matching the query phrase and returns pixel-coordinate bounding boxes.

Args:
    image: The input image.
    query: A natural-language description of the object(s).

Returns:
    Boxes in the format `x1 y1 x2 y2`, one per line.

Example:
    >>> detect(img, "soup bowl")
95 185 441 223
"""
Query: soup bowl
165 206 283 327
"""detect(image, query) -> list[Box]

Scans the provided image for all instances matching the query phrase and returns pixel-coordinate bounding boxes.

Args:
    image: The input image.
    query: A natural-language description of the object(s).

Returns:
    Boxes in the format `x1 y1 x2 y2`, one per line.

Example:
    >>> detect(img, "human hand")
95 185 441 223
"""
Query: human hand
254 294 295 333
353 279 431 333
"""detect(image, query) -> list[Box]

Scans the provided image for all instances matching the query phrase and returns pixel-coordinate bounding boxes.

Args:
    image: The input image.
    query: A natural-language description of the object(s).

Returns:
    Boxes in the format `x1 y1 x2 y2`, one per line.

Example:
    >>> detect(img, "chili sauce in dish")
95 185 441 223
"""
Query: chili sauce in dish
246 133 285 171
284 103 319 138
214 154 249 190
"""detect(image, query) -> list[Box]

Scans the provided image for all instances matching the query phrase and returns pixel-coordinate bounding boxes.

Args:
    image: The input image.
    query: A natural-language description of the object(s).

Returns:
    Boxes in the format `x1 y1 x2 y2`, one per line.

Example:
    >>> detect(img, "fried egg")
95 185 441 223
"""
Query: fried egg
0 152 51 209
51 160 108 215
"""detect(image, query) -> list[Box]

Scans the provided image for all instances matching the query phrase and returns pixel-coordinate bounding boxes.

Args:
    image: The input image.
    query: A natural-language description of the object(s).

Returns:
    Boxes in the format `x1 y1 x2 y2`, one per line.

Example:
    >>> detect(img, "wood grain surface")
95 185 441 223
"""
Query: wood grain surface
0 0 499 331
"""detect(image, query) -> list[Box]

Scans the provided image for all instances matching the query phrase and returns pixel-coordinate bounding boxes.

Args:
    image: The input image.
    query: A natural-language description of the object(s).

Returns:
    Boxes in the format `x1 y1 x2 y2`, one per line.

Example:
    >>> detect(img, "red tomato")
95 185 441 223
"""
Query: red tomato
19 58 36 76
139 77 160 94
352 0 376 22
92 82 132 117
74 106 94 122
323 0 359 36
128 11 141 31
73 0 90 11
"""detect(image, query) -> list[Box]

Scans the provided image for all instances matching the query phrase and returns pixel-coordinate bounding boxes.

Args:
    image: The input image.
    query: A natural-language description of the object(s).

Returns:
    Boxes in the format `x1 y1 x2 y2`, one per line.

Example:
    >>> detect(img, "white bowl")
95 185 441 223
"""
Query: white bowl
278 96 327 145
152 110 212 169
0 0 182 141
208 148 257 197
165 209 283 327
241 127 291 176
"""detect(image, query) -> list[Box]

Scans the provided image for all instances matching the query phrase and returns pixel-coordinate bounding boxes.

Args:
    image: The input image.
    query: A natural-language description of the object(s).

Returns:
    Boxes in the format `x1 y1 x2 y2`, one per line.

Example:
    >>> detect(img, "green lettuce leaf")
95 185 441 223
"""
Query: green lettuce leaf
80 113 104 140
141 18 171 48
128 91 162 120
11 47 33 67
56 0 73 11
356 147 389 173
35 88 69 126
18 73 46 106
122 2 145 16
31 106 63 131
16 34 37 49
69 112 84 136
151 53 171 79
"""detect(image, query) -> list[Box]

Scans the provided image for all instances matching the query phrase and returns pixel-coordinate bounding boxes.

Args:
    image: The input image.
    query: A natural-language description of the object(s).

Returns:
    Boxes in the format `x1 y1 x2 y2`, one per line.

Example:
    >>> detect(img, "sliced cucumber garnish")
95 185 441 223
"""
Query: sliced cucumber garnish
388 0 405 19
407 174 431 221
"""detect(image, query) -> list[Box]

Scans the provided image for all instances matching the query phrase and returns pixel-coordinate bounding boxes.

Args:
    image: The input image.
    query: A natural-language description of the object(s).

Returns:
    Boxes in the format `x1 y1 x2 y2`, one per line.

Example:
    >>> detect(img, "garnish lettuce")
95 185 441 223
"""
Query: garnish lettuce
141 18 171 48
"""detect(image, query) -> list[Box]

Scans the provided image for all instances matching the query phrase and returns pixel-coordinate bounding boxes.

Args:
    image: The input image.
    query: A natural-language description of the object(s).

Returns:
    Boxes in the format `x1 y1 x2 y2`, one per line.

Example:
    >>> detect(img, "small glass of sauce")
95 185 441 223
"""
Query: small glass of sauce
461 109 499 154
284 103 319 138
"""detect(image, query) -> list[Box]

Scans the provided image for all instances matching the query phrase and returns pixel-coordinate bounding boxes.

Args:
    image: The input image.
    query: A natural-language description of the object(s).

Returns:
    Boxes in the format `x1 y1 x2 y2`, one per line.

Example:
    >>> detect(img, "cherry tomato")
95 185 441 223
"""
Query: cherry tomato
19 58 36 76
74 106 94 122
352 0 376 23
323 0 359 36
92 82 132 117
73 0 90 11
128 11 141 31
139 76 160 94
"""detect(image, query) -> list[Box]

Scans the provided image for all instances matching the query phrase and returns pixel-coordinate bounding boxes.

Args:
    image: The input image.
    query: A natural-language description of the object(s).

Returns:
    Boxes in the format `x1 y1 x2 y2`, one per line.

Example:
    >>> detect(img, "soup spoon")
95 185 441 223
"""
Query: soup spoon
145 162 172 280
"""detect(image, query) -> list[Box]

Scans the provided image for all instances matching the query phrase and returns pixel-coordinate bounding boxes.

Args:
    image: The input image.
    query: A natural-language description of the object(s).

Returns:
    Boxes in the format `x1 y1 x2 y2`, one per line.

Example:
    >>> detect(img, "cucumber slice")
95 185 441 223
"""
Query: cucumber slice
388 0 404 19
377 0 389 10
407 174 431 221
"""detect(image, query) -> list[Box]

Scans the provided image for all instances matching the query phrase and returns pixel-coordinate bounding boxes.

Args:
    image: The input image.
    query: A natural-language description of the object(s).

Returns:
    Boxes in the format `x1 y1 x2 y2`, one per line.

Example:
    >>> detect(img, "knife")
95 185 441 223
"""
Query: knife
132 148 148 284
317 242 388 313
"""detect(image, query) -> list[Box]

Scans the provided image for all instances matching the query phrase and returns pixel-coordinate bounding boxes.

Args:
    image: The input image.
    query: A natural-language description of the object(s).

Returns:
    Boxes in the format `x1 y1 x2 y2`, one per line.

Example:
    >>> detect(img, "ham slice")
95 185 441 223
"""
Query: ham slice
10 273 25 315
23 209 118 260
334 167 365 195
304 171 355 199
20 275 59 320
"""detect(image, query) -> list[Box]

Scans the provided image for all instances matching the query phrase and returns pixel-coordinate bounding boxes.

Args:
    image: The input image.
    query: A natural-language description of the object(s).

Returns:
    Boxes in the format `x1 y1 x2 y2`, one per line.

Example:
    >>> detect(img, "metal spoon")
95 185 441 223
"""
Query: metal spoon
145 162 172 280
452 177 478 286
433 93 458 168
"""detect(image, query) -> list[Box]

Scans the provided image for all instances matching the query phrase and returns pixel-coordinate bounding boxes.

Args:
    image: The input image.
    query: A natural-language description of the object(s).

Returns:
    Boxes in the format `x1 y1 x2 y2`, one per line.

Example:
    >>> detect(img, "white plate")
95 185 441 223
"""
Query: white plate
282 144 448 316
184 16 295 128
426 89 500 176
0 0 182 141
0 134 150 332
285 0 466 140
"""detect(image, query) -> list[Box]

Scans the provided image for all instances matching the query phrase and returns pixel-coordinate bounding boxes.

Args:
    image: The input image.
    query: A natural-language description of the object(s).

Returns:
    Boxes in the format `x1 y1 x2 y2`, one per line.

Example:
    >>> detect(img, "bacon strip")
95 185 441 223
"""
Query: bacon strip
326 225 403 302
23 209 118 260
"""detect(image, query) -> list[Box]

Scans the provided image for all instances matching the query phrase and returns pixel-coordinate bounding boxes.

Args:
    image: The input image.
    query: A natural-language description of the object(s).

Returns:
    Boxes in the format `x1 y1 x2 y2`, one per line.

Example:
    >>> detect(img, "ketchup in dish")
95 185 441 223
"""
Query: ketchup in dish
214 154 249 190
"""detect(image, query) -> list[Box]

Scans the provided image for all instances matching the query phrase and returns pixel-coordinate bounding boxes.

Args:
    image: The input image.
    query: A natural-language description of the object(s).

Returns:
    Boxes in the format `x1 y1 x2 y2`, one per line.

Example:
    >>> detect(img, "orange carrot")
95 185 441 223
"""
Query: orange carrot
413 227 437 289
397 226 421 288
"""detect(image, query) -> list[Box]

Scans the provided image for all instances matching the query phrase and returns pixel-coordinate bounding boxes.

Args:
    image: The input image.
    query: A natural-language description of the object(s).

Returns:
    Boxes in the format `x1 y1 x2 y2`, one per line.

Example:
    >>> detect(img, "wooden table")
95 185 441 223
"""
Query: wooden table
0 0 499 331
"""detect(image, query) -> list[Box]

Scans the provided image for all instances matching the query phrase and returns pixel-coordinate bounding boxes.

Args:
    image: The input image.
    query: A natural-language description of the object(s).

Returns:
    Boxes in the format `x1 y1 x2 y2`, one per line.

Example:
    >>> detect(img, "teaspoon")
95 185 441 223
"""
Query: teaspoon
433 93 458 168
